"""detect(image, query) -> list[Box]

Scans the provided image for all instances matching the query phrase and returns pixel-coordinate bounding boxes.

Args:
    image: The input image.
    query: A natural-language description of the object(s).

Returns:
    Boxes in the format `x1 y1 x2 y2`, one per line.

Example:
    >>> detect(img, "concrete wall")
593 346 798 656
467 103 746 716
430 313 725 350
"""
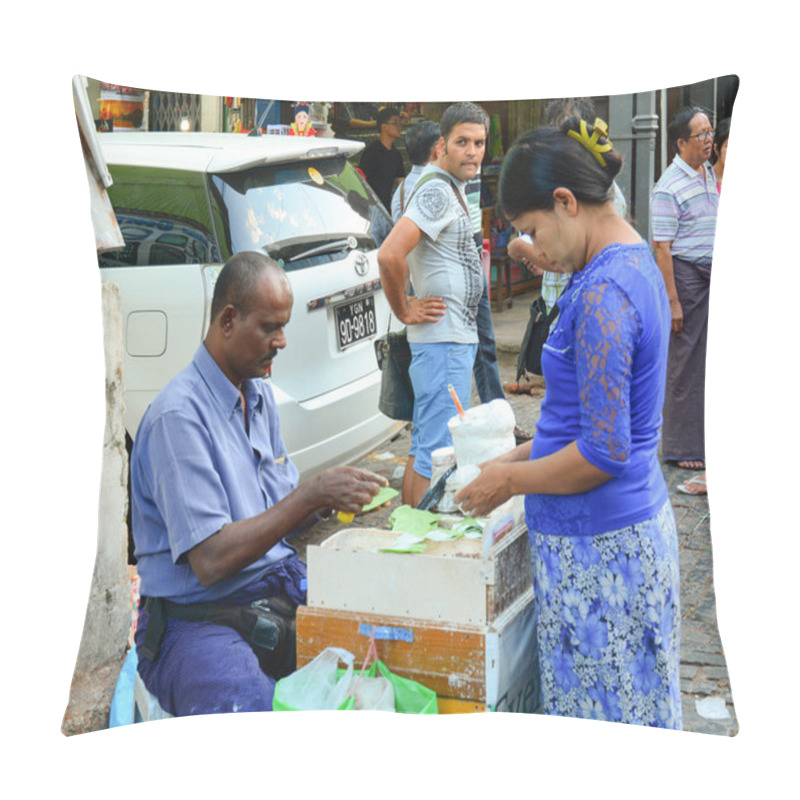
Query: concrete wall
200 94 223 132
62 281 130 734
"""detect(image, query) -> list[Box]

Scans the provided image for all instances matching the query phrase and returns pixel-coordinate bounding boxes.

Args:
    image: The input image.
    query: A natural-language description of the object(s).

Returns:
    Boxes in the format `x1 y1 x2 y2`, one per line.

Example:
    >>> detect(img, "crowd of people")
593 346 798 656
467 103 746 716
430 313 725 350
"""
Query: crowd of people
128 98 727 729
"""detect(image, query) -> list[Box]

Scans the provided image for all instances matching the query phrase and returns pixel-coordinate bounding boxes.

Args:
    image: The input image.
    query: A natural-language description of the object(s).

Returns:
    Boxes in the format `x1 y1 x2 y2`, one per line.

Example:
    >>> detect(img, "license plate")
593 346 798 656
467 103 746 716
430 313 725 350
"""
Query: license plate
334 294 377 350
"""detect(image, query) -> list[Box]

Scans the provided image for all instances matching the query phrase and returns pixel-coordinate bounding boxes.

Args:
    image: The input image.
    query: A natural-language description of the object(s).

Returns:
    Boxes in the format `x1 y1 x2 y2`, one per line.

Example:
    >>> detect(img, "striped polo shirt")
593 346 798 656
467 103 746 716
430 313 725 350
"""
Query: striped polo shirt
466 171 483 246
651 155 719 266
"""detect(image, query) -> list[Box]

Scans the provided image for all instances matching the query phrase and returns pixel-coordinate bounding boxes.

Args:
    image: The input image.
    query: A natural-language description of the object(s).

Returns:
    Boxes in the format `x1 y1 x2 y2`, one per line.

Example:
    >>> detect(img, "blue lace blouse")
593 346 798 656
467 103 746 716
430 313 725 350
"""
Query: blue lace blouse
524 243 671 538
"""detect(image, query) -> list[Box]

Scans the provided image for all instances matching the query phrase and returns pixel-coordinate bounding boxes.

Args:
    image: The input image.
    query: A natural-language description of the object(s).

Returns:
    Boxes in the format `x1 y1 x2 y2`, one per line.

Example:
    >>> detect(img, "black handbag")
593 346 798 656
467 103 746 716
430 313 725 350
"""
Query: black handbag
517 295 561 380
374 321 414 421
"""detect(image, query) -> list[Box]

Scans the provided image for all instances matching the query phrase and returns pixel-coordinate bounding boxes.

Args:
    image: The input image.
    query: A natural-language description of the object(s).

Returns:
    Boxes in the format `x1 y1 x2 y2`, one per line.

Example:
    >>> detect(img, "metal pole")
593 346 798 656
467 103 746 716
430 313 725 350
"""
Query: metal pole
631 91 658 242
609 92 634 215
661 88 668 177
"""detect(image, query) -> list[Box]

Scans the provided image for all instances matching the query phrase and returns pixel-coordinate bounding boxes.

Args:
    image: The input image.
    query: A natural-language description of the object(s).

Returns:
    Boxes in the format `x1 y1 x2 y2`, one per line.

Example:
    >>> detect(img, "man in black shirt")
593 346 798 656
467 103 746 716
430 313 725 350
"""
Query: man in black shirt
357 106 406 212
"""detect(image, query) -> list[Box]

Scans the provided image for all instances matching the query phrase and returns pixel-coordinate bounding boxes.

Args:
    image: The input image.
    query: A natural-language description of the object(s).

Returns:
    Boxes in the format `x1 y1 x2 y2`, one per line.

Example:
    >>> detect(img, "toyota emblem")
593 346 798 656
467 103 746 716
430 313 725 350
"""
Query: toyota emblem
354 253 369 277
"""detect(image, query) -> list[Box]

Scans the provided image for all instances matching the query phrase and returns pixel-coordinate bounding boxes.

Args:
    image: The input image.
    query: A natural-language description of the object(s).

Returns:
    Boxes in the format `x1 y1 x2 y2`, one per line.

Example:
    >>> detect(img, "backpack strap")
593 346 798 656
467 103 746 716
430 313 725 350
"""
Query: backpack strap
403 170 470 218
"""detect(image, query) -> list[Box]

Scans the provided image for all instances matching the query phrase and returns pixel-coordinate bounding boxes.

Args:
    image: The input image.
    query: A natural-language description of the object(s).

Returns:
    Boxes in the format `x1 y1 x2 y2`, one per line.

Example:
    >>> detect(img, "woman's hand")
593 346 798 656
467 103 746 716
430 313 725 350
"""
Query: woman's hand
455 464 513 518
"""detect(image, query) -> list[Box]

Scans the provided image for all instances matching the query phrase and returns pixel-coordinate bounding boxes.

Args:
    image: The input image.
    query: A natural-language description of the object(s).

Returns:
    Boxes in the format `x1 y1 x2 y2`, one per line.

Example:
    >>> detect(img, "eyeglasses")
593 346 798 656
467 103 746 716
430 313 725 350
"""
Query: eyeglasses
688 129 715 142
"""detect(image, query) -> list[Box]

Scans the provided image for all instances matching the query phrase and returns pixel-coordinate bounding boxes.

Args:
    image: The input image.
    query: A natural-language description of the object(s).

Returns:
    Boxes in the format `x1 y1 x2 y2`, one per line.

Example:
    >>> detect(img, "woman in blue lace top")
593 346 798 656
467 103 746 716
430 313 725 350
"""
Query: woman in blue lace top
458 118 682 729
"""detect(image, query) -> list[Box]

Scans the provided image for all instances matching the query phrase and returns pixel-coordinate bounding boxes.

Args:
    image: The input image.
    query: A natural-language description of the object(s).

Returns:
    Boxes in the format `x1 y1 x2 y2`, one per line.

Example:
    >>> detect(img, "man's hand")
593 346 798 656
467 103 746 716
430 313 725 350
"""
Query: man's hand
652 241 682 335
311 467 389 514
670 298 684 335
507 237 545 276
397 295 447 326
188 467 388 587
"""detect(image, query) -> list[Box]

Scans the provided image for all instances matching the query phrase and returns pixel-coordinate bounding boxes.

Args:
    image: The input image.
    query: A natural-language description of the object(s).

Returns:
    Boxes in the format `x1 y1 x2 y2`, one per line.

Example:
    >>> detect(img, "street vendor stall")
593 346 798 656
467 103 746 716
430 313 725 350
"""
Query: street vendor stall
291 397 541 714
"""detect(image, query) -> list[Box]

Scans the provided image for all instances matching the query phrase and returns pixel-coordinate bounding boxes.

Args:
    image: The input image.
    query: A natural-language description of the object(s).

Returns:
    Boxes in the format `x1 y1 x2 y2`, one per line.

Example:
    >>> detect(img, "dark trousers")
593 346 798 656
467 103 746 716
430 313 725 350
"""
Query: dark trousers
661 257 712 462
473 271 505 403
134 557 306 717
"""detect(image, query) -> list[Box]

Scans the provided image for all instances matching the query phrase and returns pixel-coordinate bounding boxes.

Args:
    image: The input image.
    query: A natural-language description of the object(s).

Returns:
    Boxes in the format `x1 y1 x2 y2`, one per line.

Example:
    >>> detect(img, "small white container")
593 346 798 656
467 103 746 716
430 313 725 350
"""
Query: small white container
430 445 456 489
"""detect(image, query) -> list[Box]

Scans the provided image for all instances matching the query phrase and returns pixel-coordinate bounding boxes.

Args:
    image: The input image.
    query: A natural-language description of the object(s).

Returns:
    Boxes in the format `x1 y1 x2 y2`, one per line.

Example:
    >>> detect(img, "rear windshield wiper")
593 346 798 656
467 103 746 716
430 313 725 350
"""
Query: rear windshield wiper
289 235 359 263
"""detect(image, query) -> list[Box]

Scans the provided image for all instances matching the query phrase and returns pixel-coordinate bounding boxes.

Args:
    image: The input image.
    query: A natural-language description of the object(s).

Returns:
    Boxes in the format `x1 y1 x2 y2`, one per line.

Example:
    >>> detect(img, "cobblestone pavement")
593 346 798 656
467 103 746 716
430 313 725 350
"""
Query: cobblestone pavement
294 354 737 736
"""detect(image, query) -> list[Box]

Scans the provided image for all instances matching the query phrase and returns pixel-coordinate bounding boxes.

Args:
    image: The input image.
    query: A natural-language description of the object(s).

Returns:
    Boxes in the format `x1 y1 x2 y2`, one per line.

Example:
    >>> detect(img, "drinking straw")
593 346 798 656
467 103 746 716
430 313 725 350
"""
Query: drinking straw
448 384 466 419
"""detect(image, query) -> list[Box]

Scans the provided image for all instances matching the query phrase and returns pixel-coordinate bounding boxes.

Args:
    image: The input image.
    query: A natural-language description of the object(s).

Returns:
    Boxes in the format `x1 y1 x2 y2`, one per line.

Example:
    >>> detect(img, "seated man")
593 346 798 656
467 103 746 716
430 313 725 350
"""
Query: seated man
132 251 387 716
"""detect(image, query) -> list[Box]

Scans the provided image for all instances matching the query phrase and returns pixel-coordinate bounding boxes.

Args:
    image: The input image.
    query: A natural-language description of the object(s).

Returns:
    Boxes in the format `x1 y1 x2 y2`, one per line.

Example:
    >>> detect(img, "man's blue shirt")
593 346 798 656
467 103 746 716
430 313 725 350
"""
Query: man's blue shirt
131 344 298 603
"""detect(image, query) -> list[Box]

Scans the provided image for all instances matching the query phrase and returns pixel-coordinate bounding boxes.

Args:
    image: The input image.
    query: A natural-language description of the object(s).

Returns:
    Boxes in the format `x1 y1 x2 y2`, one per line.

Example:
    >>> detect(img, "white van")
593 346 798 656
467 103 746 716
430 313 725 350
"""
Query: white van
98 131 403 479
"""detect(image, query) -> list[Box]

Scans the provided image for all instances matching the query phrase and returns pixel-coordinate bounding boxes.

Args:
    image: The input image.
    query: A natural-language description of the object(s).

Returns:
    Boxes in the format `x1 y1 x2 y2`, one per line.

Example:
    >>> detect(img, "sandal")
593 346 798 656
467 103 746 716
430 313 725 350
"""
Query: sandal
673 459 705 470
677 474 707 495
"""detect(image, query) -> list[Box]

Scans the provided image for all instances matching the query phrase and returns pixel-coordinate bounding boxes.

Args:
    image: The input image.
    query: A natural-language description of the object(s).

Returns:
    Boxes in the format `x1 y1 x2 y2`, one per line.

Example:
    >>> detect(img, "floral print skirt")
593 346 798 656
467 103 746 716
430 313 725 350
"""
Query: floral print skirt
530 501 682 729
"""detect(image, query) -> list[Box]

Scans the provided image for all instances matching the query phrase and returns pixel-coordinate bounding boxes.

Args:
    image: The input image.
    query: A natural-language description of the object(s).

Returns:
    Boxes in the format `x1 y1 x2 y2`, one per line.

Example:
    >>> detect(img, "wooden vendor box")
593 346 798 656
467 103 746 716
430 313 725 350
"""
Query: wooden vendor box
300 523 539 713
305 523 532 627
296 587 540 713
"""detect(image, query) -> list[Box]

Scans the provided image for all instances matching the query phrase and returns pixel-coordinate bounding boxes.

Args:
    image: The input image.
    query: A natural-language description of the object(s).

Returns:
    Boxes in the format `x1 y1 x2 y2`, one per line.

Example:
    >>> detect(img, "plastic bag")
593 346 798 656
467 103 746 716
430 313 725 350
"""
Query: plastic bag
448 398 516 469
274 646 439 713
273 647 356 711
348 674 395 711
367 660 438 714
108 646 138 727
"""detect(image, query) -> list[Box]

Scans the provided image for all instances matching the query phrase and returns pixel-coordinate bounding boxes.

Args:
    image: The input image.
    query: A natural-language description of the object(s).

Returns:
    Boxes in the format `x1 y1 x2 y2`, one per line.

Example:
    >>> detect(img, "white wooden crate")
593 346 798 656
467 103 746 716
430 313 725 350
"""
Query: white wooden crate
306 523 531 627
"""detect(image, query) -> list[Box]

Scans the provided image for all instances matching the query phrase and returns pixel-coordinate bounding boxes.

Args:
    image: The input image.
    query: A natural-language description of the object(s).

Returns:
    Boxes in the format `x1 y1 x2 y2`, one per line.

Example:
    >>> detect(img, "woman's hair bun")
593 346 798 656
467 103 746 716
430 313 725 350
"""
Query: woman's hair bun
498 116 624 218
561 115 623 180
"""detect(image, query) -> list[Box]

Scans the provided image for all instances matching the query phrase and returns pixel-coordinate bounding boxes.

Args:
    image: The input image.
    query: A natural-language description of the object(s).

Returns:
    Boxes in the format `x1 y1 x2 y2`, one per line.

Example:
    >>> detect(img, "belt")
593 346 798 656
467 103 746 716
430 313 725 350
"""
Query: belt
674 255 711 268
138 592 298 678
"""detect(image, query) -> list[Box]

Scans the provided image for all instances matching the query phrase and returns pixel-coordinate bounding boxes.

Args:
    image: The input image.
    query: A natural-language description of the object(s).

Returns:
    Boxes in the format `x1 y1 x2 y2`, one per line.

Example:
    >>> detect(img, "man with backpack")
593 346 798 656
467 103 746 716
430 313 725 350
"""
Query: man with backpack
378 102 489 507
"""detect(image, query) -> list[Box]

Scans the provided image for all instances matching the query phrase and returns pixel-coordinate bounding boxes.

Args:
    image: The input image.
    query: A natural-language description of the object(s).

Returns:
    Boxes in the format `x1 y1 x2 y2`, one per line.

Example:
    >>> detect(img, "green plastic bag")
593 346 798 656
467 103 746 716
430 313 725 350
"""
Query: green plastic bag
365 659 438 714
273 647 438 713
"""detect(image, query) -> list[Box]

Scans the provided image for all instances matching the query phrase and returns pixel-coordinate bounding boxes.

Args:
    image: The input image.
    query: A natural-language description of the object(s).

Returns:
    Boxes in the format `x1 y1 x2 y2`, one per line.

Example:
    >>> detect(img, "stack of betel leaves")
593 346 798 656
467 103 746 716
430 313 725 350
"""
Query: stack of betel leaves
381 505 486 553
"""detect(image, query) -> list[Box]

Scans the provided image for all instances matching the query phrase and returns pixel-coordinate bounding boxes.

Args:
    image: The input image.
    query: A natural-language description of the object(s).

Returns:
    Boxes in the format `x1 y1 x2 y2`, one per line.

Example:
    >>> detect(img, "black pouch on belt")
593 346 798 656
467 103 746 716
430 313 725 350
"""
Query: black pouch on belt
140 594 298 679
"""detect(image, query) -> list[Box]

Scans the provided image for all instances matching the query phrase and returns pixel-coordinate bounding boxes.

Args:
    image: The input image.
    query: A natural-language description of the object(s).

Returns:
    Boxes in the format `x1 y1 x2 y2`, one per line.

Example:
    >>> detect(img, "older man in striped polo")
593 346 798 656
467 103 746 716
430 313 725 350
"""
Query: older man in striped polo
651 106 719 472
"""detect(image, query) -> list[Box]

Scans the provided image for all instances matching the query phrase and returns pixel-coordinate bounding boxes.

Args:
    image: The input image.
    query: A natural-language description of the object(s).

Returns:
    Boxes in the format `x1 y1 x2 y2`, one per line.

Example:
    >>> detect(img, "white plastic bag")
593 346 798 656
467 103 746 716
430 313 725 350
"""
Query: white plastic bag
347 675 395 711
448 398 516 469
273 647 355 710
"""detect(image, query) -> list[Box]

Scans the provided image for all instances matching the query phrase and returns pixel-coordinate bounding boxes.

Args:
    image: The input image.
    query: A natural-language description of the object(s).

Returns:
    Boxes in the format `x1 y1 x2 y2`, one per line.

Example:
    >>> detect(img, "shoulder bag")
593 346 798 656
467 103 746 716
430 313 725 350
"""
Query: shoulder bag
516 295 561 380
374 317 414 421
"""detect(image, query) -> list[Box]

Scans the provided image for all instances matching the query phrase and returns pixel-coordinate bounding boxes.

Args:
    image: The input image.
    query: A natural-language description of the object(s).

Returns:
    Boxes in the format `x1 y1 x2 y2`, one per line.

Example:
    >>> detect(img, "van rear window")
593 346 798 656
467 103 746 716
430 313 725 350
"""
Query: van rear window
98 166 219 268
97 165 219 267
209 157 391 269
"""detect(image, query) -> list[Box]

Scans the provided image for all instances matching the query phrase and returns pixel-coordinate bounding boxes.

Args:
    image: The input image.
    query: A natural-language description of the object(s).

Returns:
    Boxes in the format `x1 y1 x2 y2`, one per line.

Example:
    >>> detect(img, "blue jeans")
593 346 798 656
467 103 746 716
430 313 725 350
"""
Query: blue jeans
473 272 504 403
409 341 477 479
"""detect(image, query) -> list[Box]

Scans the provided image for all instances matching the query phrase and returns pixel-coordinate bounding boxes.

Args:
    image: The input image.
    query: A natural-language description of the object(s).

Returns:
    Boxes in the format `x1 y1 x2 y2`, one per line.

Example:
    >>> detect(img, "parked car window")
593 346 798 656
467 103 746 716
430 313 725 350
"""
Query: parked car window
98 165 219 268
209 156 392 269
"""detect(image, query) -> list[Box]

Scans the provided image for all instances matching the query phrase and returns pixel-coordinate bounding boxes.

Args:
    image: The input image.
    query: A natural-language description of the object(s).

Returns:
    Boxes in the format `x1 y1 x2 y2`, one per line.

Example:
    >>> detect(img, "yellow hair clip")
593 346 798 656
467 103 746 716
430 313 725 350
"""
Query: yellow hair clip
566 117 614 167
